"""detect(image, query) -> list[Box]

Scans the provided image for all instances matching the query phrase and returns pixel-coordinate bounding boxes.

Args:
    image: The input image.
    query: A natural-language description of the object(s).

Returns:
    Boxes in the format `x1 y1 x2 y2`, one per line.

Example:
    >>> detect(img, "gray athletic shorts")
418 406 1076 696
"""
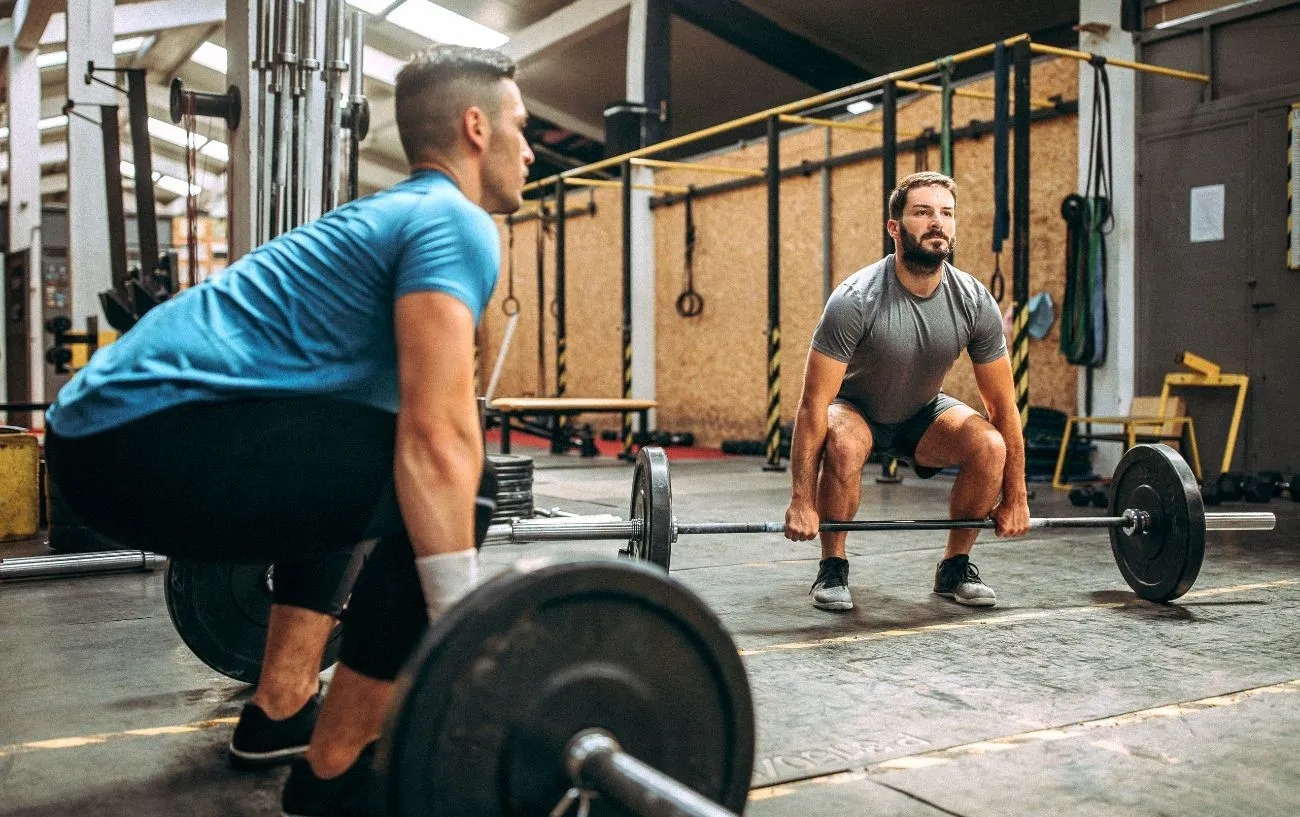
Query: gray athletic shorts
832 393 965 479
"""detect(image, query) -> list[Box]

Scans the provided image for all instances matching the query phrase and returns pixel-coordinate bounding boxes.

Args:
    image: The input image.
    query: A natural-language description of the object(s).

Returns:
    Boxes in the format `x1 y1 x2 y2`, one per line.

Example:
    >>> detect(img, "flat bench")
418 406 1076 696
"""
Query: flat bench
488 398 657 460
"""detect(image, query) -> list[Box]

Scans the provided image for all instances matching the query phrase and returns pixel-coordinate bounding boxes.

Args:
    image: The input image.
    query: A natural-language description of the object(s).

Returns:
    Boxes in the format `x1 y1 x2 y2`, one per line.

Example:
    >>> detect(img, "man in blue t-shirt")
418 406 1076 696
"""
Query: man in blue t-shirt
45 44 533 816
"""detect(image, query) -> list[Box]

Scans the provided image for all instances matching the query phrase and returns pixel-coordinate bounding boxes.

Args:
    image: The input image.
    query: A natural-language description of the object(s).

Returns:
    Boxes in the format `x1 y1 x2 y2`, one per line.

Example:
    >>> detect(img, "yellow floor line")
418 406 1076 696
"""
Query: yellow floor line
749 678 1300 801
0 716 238 759
739 579 1298 657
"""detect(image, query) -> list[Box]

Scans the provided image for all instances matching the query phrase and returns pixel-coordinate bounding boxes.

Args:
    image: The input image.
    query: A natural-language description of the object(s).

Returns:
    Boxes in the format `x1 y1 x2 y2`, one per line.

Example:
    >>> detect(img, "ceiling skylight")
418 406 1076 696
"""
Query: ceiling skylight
385 1 509 48
190 42 228 73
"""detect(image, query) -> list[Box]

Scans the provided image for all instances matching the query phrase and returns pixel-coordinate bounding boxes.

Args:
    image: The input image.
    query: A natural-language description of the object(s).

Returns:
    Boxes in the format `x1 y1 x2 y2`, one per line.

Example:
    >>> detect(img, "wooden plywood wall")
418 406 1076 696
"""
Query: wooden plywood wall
483 57 1081 446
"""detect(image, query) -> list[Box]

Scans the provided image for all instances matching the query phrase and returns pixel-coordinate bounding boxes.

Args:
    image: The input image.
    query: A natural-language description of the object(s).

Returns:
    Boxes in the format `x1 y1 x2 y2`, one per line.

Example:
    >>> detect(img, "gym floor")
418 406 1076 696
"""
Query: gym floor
2 450 1297 817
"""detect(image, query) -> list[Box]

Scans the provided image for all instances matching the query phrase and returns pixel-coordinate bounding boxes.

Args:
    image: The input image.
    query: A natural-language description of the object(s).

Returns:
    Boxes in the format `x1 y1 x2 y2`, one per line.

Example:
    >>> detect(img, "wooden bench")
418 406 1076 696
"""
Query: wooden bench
488 398 658 460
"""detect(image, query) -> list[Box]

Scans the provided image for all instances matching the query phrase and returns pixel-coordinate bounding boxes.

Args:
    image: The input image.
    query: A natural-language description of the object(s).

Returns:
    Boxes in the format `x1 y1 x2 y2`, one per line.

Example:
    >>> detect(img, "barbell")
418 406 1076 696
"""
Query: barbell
487 443 1276 603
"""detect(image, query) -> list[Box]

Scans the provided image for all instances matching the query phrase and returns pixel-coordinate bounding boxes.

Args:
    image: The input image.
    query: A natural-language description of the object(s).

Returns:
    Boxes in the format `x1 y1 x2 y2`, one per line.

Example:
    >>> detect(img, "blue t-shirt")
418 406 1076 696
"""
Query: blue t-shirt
47 170 498 437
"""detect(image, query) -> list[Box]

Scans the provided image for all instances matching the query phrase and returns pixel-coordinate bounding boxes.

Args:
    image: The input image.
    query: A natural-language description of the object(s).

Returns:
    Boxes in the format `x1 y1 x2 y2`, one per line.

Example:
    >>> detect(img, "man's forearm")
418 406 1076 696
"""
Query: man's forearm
790 405 828 503
393 417 483 557
991 412 1027 500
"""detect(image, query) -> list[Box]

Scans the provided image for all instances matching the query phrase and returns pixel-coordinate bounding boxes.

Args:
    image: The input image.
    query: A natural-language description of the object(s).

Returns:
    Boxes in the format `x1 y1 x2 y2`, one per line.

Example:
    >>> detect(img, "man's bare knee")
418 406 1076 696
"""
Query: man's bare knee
824 427 870 483
962 425 1006 477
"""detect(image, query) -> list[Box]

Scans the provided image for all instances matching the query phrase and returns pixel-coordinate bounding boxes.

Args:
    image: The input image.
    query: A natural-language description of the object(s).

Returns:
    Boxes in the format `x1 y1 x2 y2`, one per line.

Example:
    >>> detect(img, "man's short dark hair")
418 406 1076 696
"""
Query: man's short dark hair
394 45 517 165
888 171 958 220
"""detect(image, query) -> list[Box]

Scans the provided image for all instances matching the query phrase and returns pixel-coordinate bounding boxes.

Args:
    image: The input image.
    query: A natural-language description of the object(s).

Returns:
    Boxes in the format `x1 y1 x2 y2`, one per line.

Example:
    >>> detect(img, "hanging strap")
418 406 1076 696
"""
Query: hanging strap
675 186 704 317
502 216 519 315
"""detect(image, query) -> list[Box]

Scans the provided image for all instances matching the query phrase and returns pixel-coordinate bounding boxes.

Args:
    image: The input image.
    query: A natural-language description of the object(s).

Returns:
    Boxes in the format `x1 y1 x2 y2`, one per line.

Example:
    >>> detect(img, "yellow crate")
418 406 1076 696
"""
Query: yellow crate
0 433 40 541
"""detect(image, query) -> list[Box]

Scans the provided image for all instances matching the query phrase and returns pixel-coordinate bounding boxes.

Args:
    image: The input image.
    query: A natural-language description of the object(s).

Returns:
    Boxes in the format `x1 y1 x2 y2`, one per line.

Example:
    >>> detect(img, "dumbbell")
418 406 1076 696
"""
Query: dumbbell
1201 472 1246 506
1068 484 1110 508
1241 471 1300 503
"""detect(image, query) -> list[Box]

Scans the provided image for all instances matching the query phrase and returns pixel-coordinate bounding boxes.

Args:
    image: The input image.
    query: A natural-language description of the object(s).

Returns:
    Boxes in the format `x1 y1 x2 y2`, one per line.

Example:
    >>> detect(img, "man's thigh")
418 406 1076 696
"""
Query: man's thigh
912 402 996 469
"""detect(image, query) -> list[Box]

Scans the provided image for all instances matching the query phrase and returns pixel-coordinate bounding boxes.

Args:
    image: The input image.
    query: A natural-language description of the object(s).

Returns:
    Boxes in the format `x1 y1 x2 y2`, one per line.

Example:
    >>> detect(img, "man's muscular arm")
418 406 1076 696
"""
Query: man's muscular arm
973 354 1030 536
785 349 849 541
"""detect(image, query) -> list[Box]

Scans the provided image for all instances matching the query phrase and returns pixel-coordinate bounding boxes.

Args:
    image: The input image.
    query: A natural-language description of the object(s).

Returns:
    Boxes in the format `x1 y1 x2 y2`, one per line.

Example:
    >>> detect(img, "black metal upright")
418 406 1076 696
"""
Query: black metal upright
620 162 635 459
1011 40 1032 429
880 80 898 256
98 106 129 295
875 80 903 485
554 176 568 398
763 115 784 471
125 70 159 274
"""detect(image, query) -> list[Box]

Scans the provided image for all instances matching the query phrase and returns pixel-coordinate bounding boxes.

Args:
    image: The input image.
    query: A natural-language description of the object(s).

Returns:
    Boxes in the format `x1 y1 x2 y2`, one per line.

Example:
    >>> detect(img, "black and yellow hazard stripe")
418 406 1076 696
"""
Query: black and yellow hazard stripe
764 327 783 468
621 328 634 457
1012 300 1030 427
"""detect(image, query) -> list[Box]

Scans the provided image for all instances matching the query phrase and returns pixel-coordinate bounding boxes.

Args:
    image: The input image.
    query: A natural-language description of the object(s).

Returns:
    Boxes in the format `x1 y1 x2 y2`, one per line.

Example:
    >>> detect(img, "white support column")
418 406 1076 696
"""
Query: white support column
227 0 263 259
65 0 115 336
6 40 43 410
626 0 656 425
1077 0 1138 476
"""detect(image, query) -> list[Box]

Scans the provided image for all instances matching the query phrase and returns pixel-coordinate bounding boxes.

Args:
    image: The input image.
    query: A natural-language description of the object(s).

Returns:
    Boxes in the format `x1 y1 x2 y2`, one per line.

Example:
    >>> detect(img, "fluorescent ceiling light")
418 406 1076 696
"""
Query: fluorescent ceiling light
37 50 68 68
846 100 874 115
191 42 228 73
386 1 509 48
38 115 69 131
347 0 395 13
149 117 208 149
119 161 163 182
0 127 9 140
199 140 230 162
362 46 407 85
113 36 150 55
156 175 202 197
36 37 152 71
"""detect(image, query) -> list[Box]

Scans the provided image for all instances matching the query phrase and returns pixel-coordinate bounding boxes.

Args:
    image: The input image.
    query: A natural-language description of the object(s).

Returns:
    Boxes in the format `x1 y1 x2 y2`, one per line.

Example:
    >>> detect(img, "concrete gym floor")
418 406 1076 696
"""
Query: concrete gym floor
1 450 1297 817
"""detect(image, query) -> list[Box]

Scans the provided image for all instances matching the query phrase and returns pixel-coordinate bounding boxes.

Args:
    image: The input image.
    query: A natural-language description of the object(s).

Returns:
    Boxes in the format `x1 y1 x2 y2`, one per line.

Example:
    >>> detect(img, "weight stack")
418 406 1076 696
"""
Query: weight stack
488 454 534 524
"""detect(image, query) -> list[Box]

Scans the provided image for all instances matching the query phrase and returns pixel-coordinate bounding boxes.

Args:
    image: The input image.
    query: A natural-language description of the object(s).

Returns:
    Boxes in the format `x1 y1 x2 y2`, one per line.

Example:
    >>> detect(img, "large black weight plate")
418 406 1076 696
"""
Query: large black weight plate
165 560 343 684
1108 444 1205 602
626 446 674 570
382 560 754 817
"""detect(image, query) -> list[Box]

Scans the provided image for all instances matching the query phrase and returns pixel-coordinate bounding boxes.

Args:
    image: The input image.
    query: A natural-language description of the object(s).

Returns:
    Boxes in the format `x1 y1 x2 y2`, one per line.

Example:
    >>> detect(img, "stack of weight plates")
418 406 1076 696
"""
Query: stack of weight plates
488 454 534 523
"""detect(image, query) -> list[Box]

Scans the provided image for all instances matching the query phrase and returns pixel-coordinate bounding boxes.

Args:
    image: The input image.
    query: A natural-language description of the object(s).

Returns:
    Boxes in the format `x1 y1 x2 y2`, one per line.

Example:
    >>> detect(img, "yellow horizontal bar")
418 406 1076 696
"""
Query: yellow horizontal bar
894 79 1056 110
779 114 922 138
1029 42 1210 83
565 176 691 195
521 33 1032 194
629 158 765 177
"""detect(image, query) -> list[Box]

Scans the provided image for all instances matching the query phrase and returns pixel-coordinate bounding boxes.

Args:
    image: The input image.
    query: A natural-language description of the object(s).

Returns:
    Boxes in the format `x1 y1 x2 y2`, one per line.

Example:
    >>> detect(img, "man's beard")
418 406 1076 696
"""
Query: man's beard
898 223 954 272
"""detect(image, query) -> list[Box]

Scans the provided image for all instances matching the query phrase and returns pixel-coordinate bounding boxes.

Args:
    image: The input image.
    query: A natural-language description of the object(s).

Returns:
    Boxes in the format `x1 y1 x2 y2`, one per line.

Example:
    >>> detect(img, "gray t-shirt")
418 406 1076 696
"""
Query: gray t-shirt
811 255 1006 424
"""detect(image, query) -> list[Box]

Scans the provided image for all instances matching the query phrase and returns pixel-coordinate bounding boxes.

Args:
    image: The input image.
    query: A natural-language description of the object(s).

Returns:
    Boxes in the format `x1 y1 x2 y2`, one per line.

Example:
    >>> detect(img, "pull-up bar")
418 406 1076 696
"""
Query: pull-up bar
628 158 764 178
1028 42 1210 82
521 33 1034 194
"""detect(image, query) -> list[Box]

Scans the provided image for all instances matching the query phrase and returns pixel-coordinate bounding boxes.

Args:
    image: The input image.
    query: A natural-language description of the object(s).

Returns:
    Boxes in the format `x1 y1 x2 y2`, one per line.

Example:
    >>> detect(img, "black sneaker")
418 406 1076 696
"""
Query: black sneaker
281 742 379 817
933 555 997 607
809 557 853 611
228 692 321 769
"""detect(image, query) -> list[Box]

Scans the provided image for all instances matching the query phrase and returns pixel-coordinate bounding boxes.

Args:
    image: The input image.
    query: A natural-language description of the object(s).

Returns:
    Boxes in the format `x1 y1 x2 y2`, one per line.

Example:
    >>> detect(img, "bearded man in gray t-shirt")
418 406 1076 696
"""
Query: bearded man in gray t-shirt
784 172 1031 612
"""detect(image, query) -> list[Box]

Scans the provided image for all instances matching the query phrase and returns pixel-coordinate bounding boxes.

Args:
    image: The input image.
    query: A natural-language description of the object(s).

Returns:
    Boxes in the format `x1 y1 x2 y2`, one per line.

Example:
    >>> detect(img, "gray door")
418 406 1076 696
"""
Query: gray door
1137 119 1252 474
1245 105 1300 472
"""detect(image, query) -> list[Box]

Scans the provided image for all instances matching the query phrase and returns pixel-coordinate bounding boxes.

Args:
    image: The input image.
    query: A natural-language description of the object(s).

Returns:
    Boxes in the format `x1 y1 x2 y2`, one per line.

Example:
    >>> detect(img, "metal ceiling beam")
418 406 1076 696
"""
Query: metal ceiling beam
502 0 630 63
37 0 226 45
9 0 62 50
669 0 871 90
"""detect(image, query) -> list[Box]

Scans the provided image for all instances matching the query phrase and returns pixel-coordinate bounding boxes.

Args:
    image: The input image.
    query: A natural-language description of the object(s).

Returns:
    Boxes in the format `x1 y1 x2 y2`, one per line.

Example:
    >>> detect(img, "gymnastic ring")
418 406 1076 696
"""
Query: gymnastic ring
676 290 705 318
502 296 520 316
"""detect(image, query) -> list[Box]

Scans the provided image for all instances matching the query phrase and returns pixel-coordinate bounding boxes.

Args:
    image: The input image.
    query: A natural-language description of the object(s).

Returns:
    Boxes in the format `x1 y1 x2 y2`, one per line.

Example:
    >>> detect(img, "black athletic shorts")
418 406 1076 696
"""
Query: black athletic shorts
834 393 963 479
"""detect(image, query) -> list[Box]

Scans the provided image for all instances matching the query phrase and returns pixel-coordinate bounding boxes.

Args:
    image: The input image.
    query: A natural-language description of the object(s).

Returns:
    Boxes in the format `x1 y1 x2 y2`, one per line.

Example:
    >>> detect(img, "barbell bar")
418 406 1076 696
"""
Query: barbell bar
484 444 1276 603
